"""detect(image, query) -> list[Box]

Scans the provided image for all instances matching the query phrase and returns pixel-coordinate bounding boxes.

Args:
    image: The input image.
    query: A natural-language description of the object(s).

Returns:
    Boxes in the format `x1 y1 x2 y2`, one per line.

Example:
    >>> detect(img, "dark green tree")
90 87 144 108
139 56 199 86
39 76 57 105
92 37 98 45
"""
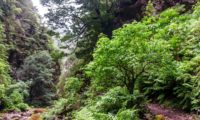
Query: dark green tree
18 51 55 106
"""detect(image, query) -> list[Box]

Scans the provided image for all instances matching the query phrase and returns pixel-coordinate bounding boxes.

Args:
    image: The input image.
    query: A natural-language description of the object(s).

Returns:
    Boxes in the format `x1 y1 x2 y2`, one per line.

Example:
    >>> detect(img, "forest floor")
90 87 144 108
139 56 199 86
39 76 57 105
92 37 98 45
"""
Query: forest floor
0 104 200 120
0 108 46 120
147 103 200 120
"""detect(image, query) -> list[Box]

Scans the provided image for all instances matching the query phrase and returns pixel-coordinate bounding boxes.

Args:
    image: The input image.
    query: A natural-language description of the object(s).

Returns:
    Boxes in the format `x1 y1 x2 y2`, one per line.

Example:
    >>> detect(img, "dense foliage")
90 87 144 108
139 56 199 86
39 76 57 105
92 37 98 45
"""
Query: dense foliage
0 82 29 111
0 22 29 111
17 51 56 106
1 0 200 120
140 5 200 111
0 0 58 111
87 4 200 112
44 2 200 120
0 0 50 78
86 29 174 94
0 23 10 86
41 0 196 61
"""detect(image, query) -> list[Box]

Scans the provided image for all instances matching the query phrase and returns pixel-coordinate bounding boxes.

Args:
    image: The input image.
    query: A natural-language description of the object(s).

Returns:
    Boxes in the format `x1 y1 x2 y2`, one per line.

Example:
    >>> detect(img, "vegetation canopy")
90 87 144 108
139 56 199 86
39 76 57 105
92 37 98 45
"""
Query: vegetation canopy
0 0 200 120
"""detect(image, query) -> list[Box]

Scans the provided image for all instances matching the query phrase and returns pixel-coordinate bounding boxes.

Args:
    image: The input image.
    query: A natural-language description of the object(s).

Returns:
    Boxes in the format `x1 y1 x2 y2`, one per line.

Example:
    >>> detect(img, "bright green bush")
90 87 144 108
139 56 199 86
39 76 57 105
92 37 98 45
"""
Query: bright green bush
64 77 83 95
94 87 144 114
74 87 142 120
116 109 139 120
75 107 114 120
0 84 29 111
16 103 29 111
43 77 83 119
50 49 65 61
43 97 77 120
74 107 95 120
141 5 200 111
0 85 10 110
173 56 200 110
9 90 24 104
6 81 29 99
9 90 29 111
95 87 128 113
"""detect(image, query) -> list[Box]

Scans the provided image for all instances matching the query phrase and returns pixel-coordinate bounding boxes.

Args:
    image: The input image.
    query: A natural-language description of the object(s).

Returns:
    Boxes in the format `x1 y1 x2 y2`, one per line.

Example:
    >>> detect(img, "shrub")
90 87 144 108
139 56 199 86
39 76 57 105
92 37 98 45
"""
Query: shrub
0 84 29 111
43 97 77 120
50 49 65 61
74 87 142 120
116 109 139 120
6 81 29 100
64 77 83 96
16 103 29 111
95 87 128 113
173 56 200 111
0 85 10 110
43 77 83 119
9 90 24 104
141 5 200 111
74 107 95 120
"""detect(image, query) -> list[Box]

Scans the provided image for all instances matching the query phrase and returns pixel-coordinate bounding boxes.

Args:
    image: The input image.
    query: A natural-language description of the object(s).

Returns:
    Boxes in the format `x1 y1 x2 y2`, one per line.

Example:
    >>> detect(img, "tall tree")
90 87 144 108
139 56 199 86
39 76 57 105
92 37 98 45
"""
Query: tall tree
18 51 55 106
41 0 196 61
41 0 148 60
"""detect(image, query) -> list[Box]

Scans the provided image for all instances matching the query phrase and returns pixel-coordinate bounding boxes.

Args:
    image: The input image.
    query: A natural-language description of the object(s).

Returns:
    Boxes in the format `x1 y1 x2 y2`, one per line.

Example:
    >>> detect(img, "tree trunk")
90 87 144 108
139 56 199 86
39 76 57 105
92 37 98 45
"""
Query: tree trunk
127 79 135 94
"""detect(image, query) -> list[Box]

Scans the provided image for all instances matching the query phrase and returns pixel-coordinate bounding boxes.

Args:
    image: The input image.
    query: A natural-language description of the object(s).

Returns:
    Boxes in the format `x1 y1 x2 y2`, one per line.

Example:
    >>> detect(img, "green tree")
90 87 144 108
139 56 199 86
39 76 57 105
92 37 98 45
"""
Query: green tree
18 51 55 106
86 23 174 94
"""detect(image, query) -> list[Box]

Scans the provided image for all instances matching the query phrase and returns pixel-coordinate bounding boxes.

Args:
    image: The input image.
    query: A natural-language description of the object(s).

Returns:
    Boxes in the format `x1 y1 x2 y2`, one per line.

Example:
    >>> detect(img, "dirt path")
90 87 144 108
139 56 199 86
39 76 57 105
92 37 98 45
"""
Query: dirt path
147 103 200 120
0 108 46 120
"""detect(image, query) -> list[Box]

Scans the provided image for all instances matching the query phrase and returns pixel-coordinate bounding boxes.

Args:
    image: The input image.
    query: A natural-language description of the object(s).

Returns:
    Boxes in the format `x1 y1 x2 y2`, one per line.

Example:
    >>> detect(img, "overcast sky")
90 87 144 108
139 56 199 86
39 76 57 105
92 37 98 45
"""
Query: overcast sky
31 0 48 16
31 0 71 34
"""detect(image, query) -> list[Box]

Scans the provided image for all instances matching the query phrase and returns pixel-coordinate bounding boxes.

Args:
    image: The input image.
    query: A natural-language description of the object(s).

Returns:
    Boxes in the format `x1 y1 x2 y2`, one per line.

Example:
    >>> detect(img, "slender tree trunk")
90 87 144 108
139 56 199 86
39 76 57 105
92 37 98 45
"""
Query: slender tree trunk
127 79 135 94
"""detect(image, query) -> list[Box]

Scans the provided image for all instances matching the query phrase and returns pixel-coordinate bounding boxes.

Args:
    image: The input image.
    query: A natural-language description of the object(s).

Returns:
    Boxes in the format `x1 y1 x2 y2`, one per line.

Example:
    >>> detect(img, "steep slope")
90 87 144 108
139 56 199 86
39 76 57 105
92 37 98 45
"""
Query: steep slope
43 2 200 120
0 0 49 79
0 0 59 111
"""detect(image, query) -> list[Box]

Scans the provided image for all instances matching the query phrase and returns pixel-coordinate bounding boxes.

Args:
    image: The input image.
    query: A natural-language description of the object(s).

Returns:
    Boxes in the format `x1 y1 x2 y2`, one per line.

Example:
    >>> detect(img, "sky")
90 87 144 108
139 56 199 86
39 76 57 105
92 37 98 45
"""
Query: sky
31 0 71 34
31 0 48 16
